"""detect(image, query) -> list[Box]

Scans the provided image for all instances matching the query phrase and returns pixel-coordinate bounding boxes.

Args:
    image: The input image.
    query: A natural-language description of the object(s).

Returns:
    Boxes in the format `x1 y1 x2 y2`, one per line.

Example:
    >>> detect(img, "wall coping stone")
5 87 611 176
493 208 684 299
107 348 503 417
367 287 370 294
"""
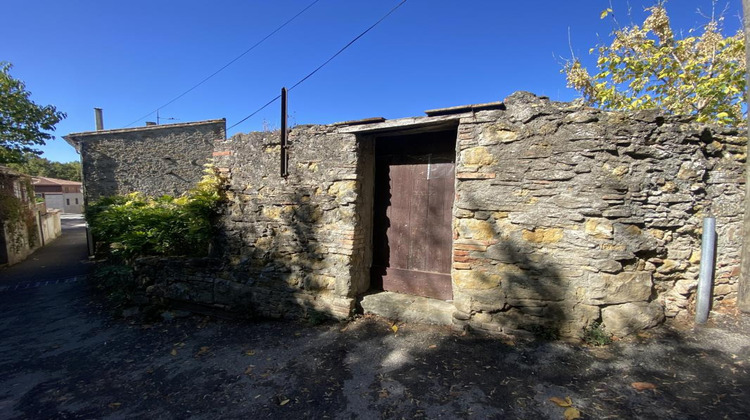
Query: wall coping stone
337 114 466 135
64 119 226 146
425 101 505 116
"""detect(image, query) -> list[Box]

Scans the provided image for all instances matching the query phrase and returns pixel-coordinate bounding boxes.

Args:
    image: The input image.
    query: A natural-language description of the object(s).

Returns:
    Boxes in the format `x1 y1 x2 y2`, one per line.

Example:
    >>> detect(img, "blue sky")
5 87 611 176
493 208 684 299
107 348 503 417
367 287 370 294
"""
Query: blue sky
2 0 744 162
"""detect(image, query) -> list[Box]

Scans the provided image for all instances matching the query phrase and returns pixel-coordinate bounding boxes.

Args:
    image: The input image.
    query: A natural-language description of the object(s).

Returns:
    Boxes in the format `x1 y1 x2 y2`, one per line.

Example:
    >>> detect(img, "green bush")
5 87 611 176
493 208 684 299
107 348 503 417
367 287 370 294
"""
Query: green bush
86 166 225 261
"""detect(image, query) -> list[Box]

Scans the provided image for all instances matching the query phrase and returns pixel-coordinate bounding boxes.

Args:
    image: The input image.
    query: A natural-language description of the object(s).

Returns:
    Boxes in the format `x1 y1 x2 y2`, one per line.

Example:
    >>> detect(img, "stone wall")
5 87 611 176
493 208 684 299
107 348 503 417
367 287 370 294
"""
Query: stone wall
205 125 369 318
64 120 226 203
106 92 744 338
450 92 745 336
0 168 55 266
1 204 61 267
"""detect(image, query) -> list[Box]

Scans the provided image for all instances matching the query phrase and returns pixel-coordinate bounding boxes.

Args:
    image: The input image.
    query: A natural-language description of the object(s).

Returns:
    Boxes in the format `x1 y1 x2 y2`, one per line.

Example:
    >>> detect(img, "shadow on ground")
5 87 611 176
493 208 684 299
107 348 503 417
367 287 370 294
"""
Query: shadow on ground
1 278 748 419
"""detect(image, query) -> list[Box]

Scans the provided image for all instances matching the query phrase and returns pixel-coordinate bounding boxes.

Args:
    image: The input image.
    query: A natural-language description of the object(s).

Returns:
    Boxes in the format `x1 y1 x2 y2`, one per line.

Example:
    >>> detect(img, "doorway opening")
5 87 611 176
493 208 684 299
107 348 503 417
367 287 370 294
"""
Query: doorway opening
370 129 457 301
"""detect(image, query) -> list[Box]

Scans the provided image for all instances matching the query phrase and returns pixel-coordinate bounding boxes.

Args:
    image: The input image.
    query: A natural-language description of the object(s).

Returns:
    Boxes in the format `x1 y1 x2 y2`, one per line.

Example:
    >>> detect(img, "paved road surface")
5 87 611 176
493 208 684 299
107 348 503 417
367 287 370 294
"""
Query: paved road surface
0 214 90 288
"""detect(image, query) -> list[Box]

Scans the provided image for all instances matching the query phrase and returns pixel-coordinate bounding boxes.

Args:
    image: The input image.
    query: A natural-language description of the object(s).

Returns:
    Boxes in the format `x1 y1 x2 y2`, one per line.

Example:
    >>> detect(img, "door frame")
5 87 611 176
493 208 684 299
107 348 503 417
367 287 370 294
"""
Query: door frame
368 128 458 300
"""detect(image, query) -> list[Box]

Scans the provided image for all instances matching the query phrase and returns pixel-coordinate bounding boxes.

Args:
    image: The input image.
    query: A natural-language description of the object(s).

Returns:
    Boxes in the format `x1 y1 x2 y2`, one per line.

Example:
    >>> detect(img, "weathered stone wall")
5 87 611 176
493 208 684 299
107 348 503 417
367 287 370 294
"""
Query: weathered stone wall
451 92 745 336
65 120 226 203
1 205 60 267
206 125 369 319
0 169 54 266
112 92 744 338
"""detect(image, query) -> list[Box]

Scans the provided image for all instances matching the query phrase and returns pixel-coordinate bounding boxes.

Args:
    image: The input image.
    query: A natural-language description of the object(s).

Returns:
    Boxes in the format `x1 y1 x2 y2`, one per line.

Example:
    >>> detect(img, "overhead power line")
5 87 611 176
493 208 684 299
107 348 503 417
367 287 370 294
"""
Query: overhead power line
124 0 322 128
228 0 408 130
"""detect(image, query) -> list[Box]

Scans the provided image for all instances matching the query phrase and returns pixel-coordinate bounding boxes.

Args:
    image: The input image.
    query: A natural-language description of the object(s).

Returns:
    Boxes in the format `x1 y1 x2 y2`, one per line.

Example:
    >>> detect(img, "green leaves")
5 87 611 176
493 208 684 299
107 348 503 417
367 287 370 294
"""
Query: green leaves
564 5 746 126
87 166 226 261
0 62 66 164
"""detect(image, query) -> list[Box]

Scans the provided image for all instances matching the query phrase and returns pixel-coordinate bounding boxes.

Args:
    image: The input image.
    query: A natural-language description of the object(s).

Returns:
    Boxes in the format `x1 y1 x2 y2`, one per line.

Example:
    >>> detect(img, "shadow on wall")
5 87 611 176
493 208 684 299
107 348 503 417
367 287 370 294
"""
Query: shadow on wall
136 188 322 321
82 147 119 203
369 160 390 292
211 185 341 320
454 194 596 339
456 233 574 338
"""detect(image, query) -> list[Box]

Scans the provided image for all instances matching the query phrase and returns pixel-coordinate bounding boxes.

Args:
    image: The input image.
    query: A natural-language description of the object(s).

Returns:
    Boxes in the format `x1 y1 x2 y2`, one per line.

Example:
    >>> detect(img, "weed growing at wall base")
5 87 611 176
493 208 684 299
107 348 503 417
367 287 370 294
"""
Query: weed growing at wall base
86 165 226 261
582 321 613 346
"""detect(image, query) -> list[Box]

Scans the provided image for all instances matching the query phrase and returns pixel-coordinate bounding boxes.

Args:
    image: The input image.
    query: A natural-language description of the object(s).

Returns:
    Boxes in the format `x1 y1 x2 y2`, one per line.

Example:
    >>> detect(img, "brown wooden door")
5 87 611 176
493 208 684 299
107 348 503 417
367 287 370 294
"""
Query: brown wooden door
372 136 455 300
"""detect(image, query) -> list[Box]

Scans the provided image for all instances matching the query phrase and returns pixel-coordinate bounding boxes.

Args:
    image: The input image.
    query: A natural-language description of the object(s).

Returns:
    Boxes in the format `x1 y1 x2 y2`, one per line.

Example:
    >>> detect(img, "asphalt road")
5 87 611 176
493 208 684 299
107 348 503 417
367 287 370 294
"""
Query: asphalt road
0 214 91 288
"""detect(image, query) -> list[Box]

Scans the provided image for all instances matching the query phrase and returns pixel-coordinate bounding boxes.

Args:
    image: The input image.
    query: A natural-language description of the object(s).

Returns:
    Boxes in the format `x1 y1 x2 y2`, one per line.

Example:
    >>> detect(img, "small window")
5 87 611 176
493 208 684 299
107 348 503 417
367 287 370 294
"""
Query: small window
66 199 70 205
75 198 79 205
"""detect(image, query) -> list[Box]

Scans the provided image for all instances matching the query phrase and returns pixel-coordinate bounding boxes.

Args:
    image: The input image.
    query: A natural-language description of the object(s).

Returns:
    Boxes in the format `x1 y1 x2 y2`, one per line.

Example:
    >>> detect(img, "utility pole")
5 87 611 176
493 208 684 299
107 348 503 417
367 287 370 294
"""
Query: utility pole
280 87 289 178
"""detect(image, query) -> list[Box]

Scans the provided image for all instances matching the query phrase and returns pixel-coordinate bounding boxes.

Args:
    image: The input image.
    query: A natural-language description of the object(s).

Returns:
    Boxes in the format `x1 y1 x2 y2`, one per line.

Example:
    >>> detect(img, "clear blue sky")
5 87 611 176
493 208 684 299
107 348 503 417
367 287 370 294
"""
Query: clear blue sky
2 0 744 162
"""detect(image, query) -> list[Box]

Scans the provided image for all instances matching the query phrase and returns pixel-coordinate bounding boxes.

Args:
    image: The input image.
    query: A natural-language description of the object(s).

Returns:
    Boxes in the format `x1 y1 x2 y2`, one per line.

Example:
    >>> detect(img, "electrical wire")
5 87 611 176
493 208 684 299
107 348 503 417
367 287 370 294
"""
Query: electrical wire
124 0 322 128
228 0 408 130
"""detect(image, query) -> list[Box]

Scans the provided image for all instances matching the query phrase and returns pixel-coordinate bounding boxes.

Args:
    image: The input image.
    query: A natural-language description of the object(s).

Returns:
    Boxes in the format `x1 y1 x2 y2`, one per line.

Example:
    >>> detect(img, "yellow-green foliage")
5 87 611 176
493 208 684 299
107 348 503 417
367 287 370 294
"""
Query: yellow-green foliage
87 165 226 260
564 5 746 126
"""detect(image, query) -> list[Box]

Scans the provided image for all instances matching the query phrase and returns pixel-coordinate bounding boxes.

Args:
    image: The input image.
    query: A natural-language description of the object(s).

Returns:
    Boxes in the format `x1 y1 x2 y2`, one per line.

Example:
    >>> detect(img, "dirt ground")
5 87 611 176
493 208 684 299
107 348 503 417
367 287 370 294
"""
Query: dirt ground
1 277 749 420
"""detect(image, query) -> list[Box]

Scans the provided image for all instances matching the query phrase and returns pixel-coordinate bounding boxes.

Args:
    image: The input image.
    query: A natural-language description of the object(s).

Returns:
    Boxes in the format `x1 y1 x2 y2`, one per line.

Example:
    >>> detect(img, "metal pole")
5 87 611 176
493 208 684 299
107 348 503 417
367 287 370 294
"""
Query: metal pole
695 215 716 324
280 87 289 178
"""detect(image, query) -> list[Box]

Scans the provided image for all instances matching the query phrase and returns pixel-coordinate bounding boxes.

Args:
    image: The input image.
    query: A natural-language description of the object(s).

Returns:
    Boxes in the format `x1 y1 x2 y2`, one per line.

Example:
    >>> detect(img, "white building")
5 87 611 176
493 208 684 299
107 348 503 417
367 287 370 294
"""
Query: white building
32 177 84 214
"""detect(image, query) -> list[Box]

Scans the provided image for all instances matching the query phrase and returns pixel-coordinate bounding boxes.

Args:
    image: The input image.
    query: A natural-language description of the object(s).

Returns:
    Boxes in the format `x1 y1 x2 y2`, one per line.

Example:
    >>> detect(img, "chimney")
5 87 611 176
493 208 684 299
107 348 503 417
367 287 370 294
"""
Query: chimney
145 121 156 126
94 108 104 131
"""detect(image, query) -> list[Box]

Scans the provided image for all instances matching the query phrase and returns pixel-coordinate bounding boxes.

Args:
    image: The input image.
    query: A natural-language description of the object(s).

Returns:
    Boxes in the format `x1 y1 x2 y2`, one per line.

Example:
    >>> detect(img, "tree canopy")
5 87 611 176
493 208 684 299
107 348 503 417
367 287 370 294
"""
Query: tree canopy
1 62 66 163
7 154 81 181
564 4 746 126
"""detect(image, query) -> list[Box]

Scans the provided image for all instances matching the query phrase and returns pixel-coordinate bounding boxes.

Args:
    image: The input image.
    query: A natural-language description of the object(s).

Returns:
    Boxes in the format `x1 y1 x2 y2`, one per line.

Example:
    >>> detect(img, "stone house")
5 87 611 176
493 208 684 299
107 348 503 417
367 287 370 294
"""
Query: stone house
64 119 227 205
32 177 84 214
69 93 746 337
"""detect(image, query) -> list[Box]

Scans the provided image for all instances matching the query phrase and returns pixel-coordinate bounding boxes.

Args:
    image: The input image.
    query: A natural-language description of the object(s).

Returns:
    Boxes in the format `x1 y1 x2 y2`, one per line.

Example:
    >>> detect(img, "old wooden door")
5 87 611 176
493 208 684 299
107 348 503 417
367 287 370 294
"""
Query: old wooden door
372 132 455 300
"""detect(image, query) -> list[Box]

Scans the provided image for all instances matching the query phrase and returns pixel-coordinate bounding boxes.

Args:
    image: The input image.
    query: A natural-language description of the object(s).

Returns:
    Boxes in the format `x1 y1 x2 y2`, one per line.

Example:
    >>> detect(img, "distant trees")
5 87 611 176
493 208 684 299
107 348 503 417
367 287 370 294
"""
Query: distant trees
563 4 746 126
7 154 81 181
1 62 66 163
